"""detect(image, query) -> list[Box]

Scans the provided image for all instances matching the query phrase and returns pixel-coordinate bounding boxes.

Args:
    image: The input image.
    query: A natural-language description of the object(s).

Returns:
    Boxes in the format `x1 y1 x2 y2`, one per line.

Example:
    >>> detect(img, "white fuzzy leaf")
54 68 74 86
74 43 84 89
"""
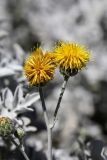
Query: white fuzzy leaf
13 85 24 108
15 106 34 114
13 43 25 64
13 93 39 114
8 63 23 71
25 93 40 106
21 117 31 126
2 88 13 109
25 126 37 132
0 108 16 119
19 93 40 108
0 67 15 77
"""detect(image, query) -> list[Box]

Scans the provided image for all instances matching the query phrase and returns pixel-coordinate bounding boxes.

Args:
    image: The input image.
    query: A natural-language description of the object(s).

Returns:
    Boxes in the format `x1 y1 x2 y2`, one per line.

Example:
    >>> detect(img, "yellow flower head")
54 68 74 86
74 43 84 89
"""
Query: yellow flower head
24 48 56 86
54 42 90 77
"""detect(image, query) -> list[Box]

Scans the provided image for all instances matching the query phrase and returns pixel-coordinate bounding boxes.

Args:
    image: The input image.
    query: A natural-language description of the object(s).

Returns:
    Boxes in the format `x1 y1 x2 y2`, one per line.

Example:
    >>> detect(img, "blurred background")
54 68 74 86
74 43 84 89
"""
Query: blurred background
0 0 107 159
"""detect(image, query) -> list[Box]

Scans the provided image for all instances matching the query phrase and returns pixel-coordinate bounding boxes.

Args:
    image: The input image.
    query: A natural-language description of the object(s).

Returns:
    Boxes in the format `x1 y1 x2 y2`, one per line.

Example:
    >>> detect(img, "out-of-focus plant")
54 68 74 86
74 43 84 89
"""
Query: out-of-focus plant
24 41 90 160
0 43 25 78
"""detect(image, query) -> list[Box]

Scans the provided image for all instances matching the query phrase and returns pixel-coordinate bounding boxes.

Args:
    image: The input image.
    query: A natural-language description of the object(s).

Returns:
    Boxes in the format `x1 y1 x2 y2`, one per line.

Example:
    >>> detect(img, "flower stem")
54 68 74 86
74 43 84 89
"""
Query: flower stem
39 87 53 160
10 137 30 160
53 77 69 127
20 147 30 160
48 126 52 160
38 87 49 127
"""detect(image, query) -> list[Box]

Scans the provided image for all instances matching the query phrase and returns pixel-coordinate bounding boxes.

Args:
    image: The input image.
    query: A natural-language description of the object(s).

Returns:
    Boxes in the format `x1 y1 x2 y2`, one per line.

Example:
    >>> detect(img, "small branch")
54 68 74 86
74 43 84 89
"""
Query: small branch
53 77 69 127
10 137 30 160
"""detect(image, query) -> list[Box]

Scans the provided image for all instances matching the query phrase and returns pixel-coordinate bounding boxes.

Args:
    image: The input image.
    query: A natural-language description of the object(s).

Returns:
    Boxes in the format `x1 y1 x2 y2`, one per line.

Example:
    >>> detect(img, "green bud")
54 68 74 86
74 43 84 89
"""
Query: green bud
60 66 78 78
0 117 14 137
16 127 25 140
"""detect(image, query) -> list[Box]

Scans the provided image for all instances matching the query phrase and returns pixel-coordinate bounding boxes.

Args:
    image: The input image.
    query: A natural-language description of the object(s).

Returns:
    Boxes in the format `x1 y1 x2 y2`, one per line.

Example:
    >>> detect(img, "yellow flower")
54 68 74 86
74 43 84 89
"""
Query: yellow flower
54 42 90 77
24 48 56 86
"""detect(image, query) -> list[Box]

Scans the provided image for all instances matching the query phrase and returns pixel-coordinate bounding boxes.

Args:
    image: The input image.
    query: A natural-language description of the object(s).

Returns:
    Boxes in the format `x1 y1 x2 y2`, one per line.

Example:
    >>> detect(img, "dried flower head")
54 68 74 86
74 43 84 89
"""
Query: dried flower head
0 116 14 137
54 42 90 77
24 48 56 86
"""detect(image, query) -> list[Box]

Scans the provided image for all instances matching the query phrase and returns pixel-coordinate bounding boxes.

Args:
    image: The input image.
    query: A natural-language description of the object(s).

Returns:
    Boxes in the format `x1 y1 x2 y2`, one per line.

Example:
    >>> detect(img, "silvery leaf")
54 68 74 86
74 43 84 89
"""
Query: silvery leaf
13 85 24 108
15 106 34 114
14 93 39 113
2 88 13 110
15 93 39 109
0 96 2 106
13 43 25 64
0 108 16 119
23 93 40 108
0 57 9 66
0 67 15 77
25 126 37 132
17 76 26 83
21 117 31 126
8 63 23 71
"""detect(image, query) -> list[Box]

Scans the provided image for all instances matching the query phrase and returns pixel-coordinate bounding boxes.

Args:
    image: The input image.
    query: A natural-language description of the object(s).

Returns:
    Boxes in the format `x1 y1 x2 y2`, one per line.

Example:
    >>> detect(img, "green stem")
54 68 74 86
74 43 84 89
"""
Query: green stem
11 137 30 160
48 126 52 160
39 87 52 160
38 87 49 127
53 77 68 126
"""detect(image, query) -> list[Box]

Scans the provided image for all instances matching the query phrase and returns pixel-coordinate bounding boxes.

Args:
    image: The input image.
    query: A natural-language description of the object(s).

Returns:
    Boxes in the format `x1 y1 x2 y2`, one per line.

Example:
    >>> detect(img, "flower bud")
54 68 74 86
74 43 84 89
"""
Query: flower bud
60 67 78 78
0 116 14 137
16 127 25 140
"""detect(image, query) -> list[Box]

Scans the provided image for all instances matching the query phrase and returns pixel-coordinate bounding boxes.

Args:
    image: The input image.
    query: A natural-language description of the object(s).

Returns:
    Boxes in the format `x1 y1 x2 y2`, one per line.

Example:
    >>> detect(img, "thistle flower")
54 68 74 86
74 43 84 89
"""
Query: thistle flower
54 42 90 77
24 48 56 86
0 116 14 137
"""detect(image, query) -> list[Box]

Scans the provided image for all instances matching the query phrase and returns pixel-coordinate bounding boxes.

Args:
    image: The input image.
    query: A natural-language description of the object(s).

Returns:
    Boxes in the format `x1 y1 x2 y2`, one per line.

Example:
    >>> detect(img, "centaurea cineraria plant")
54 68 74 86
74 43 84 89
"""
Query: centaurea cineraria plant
0 85 39 160
24 41 90 160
